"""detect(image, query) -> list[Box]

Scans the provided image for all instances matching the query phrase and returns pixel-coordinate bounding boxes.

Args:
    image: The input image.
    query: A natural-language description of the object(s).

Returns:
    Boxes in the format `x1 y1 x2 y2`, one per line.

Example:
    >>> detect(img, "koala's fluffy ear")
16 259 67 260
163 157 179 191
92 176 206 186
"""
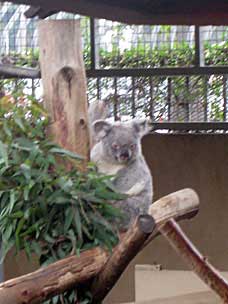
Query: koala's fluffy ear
132 119 152 137
93 120 112 140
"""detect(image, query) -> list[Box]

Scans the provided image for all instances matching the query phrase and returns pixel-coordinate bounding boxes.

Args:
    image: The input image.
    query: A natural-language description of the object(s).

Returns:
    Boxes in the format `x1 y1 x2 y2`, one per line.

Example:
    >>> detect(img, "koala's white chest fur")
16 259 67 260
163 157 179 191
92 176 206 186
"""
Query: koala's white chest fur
96 160 125 175
91 143 125 175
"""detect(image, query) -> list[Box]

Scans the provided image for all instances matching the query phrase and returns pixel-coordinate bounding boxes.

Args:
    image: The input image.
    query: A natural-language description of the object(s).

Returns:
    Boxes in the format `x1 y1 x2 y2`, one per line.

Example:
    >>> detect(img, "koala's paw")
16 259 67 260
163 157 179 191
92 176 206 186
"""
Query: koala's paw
126 181 146 197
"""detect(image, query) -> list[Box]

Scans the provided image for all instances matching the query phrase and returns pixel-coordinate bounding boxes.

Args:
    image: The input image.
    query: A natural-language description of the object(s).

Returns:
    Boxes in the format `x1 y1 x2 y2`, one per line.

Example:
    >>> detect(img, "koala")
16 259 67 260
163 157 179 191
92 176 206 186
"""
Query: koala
89 100 153 230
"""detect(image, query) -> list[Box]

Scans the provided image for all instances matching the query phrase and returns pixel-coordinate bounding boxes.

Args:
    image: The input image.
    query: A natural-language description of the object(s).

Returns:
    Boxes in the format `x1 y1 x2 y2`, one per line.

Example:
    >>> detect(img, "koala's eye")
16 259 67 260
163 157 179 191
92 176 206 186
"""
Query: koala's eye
112 143 119 150
130 143 136 150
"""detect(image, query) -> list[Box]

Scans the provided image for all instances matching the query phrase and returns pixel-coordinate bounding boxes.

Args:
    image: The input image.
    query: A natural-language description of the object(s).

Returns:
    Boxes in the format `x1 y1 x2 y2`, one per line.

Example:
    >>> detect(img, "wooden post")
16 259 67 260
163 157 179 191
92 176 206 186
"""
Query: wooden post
38 20 90 167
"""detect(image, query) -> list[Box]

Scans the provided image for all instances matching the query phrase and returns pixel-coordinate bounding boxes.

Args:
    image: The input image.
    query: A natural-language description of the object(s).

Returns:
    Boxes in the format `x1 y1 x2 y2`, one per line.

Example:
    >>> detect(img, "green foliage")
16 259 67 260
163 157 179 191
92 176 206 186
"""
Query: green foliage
6 39 228 69
0 96 124 303
99 43 195 68
204 41 228 66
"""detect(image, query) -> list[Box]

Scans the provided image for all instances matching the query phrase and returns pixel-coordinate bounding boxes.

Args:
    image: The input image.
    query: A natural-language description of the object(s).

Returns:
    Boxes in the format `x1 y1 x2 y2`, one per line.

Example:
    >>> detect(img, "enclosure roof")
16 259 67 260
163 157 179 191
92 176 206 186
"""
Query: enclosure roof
1 0 228 25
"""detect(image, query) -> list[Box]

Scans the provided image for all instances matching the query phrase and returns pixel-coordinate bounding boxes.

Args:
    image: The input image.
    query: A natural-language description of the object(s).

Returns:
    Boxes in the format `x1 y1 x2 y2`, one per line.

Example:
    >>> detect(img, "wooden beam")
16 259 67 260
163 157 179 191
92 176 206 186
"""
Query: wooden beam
1 0 228 25
38 20 90 167
25 6 58 18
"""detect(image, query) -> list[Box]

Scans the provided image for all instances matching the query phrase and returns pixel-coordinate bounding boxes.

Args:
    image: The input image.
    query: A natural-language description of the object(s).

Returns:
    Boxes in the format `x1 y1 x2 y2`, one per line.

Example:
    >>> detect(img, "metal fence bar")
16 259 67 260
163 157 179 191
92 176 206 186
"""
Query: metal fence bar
113 77 118 121
194 26 204 67
2 67 228 79
86 66 228 78
204 76 208 122
223 75 227 121
132 76 136 118
185 76 190 121
90 17 96 70
31 79 35 97
151 122 228 131
96 77 101 99
149 76 154 121
167 77 172 121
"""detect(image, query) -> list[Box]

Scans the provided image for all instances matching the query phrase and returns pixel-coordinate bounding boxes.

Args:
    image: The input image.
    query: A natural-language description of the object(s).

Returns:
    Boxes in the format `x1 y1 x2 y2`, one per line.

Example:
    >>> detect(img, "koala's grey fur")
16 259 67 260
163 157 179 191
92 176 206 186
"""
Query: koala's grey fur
89 100 153 230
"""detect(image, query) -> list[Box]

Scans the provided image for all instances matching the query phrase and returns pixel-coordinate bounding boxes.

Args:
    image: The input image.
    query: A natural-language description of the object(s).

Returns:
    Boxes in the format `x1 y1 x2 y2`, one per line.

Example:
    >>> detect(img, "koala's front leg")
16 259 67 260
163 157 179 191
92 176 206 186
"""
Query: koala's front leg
125 181 146 197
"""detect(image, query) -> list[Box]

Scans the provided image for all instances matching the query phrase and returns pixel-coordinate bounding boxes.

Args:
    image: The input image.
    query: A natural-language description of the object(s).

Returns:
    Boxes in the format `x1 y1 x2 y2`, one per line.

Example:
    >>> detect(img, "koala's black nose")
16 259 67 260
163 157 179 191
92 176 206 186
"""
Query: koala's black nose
120 151 130 160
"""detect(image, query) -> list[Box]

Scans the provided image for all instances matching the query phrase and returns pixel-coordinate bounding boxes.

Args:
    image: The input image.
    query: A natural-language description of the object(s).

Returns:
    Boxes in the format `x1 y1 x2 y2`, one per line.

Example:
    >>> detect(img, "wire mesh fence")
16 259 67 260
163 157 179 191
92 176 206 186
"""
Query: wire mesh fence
0 2 228 129
95 21 196 68
87 75 228 124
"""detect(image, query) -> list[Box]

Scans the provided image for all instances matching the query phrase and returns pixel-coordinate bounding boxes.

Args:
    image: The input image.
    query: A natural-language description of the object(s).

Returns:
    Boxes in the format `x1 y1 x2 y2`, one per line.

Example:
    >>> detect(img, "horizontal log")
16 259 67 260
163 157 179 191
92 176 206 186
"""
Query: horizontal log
0 247 108 304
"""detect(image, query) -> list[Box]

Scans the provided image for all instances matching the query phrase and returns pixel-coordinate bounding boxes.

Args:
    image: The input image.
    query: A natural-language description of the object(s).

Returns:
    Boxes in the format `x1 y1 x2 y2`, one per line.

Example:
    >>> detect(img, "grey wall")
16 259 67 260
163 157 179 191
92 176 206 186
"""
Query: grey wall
105 134 228 303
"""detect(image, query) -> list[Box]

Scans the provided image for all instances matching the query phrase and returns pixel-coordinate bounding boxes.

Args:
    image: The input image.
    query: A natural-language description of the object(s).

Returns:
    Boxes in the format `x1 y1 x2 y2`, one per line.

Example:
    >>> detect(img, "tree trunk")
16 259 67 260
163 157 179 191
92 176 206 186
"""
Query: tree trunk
3 17 90 290
38 20 90 168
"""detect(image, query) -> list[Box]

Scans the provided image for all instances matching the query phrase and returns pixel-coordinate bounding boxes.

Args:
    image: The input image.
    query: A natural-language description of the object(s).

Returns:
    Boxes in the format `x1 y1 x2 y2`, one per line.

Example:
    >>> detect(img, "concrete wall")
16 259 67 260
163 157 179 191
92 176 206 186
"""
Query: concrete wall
105 134 228 303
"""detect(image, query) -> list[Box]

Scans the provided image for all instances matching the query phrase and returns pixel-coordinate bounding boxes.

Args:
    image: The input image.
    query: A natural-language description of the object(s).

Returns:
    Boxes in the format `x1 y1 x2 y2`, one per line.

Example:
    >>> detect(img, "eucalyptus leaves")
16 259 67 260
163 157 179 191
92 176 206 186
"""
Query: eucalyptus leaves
0 97 122 277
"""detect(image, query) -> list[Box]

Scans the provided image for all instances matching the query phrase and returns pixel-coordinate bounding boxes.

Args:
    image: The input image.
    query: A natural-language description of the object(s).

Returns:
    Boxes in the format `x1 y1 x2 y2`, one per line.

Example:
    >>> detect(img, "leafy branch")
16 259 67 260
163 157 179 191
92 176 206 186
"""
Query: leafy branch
0 96 123 303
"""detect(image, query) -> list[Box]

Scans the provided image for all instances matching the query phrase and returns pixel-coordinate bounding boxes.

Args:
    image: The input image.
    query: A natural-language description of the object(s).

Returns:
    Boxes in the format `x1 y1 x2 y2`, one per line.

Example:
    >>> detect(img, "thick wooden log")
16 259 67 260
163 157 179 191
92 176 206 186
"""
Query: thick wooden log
148 188 199 225
0 248 108 304
38 20 90 166
142 188 199 249
0 189 199 304
160 219 228 303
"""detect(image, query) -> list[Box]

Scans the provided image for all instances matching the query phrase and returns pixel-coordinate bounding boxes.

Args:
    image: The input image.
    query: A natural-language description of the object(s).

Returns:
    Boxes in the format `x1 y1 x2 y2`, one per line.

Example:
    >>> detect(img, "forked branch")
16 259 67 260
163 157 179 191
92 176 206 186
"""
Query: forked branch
0 188 199 304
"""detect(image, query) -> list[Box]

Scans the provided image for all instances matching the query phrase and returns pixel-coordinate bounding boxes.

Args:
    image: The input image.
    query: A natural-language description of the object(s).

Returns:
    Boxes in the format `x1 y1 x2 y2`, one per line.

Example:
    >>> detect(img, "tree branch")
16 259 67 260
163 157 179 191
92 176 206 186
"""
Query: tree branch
0 189 200 304
91 188 199 302
160 219 228 302
91 214 156 302
0 247 108 304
